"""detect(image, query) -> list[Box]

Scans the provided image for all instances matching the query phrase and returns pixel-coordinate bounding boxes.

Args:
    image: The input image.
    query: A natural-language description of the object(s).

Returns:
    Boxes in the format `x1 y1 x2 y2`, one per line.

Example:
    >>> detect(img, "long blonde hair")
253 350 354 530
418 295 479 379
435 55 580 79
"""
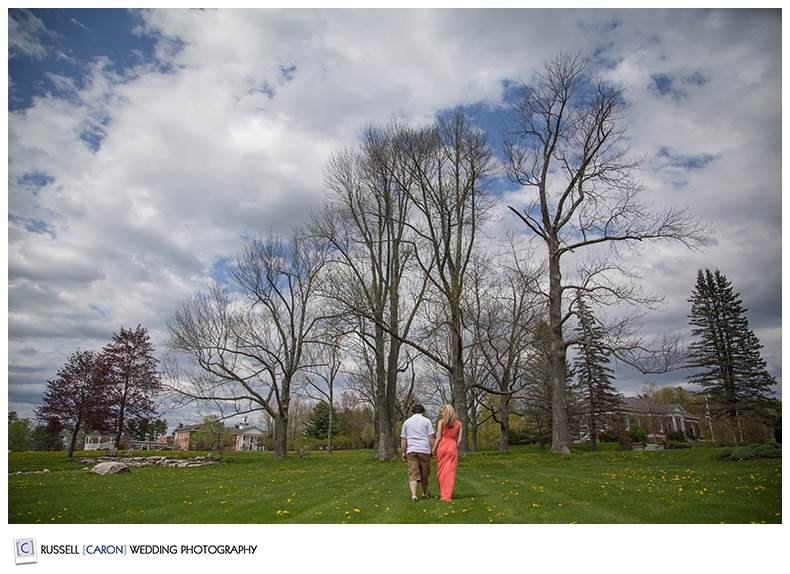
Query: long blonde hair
440 403 457 426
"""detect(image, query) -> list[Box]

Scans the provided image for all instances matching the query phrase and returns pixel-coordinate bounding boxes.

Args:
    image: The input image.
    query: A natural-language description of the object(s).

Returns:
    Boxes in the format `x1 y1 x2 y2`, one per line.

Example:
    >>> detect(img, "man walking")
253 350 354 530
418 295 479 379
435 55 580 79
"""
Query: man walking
401 403 435 501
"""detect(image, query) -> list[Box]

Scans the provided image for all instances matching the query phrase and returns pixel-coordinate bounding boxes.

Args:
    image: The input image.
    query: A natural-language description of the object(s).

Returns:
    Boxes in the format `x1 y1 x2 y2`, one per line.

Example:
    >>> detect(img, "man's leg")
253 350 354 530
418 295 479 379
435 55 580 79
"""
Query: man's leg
419 454 431 497
407 454 420 500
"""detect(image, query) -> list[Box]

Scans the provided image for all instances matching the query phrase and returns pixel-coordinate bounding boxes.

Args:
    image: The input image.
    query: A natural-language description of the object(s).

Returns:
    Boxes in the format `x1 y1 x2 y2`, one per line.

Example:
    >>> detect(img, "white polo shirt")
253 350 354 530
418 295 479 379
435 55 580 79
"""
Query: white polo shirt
401 413 434 454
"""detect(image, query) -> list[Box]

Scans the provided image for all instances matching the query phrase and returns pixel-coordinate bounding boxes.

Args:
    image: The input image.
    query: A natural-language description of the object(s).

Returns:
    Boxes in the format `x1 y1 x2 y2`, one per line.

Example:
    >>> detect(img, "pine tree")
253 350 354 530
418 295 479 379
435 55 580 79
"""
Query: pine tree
687 269 775 434
303 401 340 441
572 295 623 452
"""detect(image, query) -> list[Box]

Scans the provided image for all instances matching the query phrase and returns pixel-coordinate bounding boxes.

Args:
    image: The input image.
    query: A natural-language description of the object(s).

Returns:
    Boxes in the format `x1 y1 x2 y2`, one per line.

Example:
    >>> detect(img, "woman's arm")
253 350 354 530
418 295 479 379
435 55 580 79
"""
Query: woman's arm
432 420 444 455
457 423 463 446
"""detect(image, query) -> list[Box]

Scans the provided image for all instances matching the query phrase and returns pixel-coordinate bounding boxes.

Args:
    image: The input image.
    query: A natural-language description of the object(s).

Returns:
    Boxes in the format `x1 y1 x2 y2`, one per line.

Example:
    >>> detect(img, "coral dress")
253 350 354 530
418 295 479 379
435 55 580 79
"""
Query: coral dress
435 421 460 501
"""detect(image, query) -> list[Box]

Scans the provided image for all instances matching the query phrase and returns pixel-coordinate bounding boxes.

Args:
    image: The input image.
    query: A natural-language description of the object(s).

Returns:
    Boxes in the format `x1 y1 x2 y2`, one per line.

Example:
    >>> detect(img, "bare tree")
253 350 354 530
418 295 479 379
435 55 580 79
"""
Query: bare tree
399 109 498 456
466 254 541 452
166 230 327 459
312 121 426 460
298 338 343 453
504 52 709 454
637 382 666 444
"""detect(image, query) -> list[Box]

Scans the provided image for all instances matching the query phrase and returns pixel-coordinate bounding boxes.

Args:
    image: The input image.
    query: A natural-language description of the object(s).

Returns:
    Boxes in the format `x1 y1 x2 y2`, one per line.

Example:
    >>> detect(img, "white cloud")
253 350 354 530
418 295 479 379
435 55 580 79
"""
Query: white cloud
7 8 781 424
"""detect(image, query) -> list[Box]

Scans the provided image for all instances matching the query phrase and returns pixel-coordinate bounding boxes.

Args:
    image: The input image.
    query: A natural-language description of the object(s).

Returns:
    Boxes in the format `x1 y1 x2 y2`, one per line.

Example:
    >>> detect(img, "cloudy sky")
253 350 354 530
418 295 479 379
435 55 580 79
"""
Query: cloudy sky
6 8 782 429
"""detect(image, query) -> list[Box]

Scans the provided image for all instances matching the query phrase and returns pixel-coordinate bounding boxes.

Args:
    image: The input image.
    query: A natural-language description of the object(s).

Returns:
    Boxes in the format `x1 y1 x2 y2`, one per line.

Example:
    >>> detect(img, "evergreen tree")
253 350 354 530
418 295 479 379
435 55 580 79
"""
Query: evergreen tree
571 295 623 452
31 421 65 451
687 269 776 434
303 401 340 440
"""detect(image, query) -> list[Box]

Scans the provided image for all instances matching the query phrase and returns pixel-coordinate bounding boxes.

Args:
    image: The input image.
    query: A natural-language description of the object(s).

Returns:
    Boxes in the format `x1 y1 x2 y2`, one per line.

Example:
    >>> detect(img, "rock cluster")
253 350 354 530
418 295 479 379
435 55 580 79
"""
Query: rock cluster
79 455 224 475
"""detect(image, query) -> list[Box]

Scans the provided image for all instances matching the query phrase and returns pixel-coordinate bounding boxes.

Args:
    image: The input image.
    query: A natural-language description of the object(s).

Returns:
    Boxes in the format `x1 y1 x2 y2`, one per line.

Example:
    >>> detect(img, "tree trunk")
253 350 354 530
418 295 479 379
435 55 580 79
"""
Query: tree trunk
450 314 469 456
498 394 510 453
589 414 598 453
273 413 288 459
327 386 334 454
114 392 127 451
548 242 571 455
381 337 400 459
68 426 79 458
373 319 399 460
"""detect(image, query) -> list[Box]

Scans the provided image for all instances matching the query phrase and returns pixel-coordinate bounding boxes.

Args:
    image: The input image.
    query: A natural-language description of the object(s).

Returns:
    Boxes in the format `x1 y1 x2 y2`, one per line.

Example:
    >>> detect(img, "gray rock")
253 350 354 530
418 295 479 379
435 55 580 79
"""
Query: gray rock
91 461 130 475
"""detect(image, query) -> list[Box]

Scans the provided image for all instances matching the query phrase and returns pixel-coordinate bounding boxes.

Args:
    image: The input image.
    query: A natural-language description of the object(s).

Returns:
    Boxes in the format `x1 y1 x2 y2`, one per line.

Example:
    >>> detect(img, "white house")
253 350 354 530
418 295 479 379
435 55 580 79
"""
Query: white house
231 417 267 451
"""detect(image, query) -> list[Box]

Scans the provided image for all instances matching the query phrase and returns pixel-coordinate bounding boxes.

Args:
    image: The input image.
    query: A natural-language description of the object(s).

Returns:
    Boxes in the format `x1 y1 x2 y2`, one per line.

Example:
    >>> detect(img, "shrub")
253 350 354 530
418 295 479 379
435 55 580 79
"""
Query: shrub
719 442 781 461
330 435 352 450
292 437 323 450
728 446 754 461
665 431 686 442
629 424 647 445
754 443 781 458
598 430 622 443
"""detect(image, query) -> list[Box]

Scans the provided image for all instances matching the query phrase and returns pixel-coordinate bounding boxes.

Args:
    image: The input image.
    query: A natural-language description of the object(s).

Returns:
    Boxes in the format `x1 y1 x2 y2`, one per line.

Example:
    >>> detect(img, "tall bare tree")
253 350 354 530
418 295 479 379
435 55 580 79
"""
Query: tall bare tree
312 122 426 460
166 230 327 459
504 52 708 454
400 109 498 456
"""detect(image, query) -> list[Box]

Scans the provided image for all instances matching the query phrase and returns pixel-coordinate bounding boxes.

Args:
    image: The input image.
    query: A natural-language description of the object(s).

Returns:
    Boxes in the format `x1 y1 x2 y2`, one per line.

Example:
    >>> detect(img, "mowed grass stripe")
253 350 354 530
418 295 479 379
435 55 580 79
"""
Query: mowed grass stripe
8 444 781 524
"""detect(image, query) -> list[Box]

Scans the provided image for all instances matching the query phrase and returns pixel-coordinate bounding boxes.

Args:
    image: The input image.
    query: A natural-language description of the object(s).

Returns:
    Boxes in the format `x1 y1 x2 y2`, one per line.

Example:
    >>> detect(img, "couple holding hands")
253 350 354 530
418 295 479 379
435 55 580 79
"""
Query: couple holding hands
400 403 462 502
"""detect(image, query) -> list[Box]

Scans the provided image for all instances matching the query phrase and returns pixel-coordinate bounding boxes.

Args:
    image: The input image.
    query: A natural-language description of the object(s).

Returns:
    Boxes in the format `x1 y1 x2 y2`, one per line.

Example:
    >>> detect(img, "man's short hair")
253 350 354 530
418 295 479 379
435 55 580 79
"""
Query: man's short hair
412 404 425 414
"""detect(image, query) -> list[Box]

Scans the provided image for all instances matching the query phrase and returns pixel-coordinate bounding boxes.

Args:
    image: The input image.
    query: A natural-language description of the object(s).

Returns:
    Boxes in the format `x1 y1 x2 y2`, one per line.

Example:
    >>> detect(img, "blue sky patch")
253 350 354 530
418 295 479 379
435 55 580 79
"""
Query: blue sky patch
650 73 674 96
8 8 157 111
18 171 55 192
8 214 56 237
658 147 718 170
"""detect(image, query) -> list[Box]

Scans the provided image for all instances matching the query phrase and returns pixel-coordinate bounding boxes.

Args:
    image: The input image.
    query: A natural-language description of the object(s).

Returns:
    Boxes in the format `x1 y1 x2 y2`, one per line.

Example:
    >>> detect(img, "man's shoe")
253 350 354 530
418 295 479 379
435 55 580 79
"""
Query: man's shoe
422 491 431 498
411 496 418 502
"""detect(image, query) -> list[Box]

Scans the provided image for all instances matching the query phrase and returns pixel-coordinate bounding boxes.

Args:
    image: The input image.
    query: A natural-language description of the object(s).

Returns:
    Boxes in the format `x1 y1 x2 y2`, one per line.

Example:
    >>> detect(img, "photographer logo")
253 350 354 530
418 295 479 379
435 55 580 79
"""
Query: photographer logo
14 538 37 565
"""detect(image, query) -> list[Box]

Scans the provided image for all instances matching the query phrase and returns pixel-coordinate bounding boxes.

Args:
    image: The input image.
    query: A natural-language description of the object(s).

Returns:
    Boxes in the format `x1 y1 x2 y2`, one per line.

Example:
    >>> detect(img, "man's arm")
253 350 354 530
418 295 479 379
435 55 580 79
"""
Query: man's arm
401 437 408 460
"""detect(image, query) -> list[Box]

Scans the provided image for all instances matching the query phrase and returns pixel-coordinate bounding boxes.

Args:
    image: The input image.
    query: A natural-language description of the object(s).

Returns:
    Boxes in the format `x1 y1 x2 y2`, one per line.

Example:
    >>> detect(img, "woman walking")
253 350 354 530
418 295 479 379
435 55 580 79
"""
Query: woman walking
432 403 462 501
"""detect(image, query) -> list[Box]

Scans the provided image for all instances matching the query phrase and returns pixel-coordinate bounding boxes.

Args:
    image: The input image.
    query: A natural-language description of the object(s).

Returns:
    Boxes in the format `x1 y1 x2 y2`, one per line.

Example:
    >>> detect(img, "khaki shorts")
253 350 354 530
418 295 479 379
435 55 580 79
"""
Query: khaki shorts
406 452 431 483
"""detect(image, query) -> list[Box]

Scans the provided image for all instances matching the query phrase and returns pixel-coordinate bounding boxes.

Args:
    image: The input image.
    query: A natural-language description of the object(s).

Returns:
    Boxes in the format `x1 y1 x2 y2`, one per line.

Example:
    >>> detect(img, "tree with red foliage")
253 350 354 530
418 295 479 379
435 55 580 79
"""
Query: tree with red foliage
35 349 113 457
102 324 163 449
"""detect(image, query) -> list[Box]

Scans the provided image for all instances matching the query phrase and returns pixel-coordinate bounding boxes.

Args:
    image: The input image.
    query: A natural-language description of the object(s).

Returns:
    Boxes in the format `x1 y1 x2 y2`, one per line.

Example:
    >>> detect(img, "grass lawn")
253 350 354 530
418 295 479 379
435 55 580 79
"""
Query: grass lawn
8 443 781 524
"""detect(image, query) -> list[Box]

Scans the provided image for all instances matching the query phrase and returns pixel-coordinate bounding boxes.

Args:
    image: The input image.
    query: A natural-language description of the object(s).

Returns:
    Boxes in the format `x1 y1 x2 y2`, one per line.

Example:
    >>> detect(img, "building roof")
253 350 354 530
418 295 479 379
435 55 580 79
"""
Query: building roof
174 424 203 433
230 426 265 436
175 424 265 435
620 397 700 421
